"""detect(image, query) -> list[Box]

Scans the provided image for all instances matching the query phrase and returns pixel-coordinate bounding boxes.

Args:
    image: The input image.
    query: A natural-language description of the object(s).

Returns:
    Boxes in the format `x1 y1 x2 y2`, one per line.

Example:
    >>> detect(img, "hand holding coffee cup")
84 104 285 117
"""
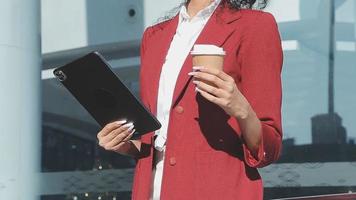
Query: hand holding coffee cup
188 44 252 120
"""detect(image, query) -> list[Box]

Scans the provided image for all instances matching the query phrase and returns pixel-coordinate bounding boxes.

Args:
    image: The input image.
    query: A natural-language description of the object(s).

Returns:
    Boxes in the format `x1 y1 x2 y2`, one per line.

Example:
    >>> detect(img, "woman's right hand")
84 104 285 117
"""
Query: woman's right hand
97 120 135 153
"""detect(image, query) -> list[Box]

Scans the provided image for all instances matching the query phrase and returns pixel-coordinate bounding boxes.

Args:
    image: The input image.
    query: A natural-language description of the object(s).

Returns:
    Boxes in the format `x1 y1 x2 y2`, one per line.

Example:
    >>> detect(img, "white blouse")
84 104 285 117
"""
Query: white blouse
151 0 221 199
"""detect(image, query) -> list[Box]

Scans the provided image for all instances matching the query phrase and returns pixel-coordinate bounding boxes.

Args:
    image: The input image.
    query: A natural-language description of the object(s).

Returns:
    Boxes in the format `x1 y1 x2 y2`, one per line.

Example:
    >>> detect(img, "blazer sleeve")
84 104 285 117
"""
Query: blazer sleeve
237 12 283 168
135 27 154 159
139 27 152 110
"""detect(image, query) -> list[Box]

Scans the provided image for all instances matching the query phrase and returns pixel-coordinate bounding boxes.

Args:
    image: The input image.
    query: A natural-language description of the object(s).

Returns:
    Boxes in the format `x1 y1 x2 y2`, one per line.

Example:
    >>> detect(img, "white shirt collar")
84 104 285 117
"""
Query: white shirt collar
179 0 221 23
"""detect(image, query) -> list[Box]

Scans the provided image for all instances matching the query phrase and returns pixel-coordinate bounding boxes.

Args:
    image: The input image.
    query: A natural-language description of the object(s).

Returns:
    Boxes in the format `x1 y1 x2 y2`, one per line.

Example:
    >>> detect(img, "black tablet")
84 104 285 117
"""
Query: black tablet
53 51 161 135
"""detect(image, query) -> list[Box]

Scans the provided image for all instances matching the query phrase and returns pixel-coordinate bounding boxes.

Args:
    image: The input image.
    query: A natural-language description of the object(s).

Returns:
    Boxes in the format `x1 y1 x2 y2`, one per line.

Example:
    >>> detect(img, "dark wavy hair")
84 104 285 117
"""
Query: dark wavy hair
156 0 268 24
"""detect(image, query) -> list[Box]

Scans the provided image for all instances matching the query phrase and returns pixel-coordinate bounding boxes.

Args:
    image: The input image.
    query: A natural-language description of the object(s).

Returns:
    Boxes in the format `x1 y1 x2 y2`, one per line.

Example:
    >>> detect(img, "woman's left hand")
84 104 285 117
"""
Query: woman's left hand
188 66 252 120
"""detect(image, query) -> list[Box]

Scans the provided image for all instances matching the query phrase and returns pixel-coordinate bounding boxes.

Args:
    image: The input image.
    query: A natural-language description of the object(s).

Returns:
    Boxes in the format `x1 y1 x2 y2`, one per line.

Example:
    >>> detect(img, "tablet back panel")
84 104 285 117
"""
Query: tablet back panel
53 52 161 135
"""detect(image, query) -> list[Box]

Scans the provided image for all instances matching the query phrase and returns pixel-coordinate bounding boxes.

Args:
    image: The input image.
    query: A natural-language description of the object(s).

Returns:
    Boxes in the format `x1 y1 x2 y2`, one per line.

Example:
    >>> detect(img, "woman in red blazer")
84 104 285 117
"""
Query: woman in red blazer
97 0 283 199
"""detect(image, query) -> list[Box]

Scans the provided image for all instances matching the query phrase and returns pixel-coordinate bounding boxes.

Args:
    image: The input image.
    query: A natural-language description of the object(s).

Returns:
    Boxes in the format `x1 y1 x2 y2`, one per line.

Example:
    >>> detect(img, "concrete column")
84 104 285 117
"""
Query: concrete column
354 0 356 41
0 0 41 199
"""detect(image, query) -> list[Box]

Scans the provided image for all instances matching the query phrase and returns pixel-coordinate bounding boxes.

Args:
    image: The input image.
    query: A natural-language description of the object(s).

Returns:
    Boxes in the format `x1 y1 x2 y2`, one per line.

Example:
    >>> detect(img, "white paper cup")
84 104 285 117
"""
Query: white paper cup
191 45 226 86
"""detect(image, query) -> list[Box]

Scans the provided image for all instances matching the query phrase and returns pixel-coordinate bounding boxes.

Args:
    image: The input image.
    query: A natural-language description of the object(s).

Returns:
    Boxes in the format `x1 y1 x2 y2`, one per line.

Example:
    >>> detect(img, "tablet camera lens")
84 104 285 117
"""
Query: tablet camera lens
54 70 67 82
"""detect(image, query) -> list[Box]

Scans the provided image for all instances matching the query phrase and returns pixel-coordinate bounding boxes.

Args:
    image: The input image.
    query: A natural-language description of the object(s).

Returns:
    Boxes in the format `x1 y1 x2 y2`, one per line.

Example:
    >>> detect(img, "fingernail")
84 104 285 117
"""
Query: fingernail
123 122 133 128
195 87 199 92
127 125 134 132
130 129 136 134
193 66 203 70
192 80 198 85
116 120 127 125
188 72 195 76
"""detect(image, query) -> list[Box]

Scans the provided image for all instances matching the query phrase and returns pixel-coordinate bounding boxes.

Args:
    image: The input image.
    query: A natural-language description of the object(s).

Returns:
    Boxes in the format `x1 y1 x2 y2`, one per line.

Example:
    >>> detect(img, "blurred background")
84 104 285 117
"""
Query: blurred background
0 0 356 199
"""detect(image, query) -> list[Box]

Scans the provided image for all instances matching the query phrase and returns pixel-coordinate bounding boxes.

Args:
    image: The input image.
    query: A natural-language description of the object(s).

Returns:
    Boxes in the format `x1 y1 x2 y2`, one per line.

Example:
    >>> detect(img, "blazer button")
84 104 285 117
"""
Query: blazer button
175 106 184 114
169 157 177 166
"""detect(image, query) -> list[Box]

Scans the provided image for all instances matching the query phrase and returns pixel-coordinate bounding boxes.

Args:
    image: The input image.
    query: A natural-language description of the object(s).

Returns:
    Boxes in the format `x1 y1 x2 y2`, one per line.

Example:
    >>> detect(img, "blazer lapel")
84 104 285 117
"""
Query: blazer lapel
148 14 179 116
170 6 242 108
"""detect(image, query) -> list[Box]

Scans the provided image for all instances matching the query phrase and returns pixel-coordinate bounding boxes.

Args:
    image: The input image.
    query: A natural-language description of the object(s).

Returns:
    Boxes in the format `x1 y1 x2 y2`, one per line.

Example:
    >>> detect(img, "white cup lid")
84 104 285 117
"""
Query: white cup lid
190 44 226 56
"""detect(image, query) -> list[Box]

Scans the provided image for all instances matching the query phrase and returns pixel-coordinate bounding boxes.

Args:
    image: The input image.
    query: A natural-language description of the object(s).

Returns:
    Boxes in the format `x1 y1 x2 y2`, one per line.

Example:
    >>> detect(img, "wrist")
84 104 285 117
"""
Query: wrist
235 103 254 121
116 140 141 158
113 141 130 154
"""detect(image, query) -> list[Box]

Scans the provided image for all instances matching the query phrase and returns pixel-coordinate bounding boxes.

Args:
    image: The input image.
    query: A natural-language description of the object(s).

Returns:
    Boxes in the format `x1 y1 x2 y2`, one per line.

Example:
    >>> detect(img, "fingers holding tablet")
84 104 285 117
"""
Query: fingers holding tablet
97 120 126 138
97 120 136 151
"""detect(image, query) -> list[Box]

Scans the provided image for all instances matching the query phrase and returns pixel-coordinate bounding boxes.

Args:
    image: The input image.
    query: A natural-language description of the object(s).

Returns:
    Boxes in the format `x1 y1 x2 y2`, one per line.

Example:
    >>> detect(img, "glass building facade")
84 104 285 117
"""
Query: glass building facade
2 0 355 199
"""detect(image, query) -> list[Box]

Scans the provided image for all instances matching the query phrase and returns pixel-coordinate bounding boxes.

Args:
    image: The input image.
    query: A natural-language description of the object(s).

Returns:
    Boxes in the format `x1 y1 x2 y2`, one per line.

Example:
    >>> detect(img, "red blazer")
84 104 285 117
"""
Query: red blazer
132 4 283 200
